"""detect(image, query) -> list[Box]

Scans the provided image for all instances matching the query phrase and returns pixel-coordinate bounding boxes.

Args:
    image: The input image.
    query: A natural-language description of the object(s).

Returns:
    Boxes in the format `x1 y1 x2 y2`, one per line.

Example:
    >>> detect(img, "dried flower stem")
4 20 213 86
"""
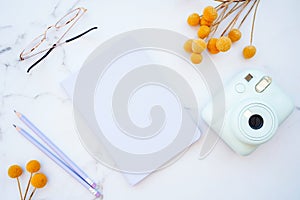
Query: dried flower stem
206 0 260 41
238 0 257 29
24 173 33 200
250 0 260 45
209 4 228 38
221 0 250 36
215 0 246 2
215 2 226 11
17 177 24 200
213 2 240 26
227 8 242 31
28 187 37 200
211 0 248 36
224 2 243 18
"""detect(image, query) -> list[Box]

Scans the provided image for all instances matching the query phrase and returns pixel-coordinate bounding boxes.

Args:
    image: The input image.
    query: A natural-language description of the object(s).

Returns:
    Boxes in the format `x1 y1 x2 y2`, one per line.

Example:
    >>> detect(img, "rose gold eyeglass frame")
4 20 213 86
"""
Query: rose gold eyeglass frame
20 7 97 73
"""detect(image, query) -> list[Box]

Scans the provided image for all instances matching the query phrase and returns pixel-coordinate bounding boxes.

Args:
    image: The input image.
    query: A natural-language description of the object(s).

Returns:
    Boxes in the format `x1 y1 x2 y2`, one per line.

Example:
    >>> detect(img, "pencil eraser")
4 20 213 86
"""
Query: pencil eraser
92 182 97 189
95 192 102 198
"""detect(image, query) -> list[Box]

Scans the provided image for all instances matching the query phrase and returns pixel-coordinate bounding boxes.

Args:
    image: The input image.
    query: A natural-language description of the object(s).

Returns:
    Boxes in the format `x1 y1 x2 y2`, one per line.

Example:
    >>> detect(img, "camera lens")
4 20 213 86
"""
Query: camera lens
248 114 264 130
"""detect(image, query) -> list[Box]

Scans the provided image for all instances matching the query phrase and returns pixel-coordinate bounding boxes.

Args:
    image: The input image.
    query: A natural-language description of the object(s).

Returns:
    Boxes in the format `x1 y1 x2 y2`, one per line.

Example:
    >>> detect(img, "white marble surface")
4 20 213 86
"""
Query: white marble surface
1 0 300 199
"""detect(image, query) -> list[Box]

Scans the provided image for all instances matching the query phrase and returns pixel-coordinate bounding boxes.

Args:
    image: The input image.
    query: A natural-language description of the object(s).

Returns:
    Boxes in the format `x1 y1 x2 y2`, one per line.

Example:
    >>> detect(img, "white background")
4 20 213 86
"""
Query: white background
0 0 300 199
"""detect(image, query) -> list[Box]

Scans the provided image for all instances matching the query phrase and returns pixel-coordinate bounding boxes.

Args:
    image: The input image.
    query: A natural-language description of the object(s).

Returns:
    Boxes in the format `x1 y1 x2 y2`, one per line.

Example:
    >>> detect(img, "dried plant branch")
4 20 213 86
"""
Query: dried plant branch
238 0 258 29
215 0 246 2
28 188 36 200
250 0 260 45
221 0 250 36
17 177 23 200
185 0 260 61
24 173 33 200
209 3 229 38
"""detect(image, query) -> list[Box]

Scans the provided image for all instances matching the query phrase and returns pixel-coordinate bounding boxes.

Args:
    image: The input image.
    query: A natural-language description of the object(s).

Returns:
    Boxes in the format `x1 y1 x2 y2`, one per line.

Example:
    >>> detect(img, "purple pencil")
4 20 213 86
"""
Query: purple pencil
14 110 97 189
13 125 102 198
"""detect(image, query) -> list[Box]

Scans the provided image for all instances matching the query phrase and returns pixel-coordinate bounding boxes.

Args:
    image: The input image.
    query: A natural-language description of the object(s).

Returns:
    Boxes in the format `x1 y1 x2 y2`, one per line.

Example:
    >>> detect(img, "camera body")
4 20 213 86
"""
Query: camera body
202 70 294 155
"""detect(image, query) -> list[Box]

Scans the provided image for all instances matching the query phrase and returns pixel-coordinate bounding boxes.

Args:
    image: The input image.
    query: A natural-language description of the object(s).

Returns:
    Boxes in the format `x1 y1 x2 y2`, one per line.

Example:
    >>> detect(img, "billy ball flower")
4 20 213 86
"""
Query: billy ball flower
183 39 193 53
203 6 218 22
26 160 41 173
8 165 23 178
243 45 256 59
8 165 23 200
197 25 210 39
228 29 242 42
192 39 207 54
29 173 48 200
31 173 47 188
187 13 200 26
200 18 212 27
190 53 203 64
207 38 220 54
216 36 232 52
24 160 41 199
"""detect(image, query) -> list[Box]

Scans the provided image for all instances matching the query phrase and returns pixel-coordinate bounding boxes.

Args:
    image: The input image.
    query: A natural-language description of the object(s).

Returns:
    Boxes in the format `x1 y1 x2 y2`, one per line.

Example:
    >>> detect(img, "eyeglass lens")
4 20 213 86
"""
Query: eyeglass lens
55 8 82 28
21 34 45 58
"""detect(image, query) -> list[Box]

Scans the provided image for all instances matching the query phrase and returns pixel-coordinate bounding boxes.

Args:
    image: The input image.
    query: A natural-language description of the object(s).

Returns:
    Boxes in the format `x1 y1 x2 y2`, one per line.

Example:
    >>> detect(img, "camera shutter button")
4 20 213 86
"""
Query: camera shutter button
235 83 245 93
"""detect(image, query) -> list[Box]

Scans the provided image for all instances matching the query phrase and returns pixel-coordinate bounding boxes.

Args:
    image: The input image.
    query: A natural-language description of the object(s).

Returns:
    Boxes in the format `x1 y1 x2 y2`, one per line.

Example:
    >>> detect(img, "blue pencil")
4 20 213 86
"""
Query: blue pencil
13 119 102 197
14 110 97 189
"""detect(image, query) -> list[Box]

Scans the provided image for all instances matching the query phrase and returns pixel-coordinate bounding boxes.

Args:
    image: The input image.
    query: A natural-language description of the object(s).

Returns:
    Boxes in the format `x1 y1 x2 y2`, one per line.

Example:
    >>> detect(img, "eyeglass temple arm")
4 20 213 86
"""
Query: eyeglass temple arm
26 26 98 73
27 44 56 73
65 26 98 43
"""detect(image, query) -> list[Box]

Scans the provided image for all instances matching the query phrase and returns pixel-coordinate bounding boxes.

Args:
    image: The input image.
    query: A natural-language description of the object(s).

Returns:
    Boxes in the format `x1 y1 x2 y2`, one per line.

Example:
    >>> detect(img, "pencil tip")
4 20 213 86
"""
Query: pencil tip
13 124 16 128
14 110 22 117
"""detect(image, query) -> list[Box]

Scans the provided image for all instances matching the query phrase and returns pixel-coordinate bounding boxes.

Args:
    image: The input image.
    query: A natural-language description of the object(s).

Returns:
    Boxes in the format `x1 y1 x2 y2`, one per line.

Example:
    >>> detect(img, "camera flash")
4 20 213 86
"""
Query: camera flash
243 109 253 118
255 76 272 93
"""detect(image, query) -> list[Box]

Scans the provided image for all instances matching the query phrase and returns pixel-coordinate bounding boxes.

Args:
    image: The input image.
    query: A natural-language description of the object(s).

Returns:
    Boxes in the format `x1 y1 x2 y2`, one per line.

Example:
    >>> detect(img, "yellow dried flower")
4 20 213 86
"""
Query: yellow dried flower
190 53 203 64
207 38 220 54
31 173 47 188
228 28 242 42
192 39 207 54
243 45 256 59
203 6 218 22
183 39 193 53
197 25 210 39
26 160 41 173
8 165 23 178
187 13 200 26
200 18 212 27
216 36 232 52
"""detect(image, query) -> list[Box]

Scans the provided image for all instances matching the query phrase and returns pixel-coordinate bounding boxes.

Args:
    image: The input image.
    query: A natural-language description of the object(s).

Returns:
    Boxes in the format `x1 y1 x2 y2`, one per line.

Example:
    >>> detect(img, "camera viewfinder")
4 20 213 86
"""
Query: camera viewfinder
245 74 253 82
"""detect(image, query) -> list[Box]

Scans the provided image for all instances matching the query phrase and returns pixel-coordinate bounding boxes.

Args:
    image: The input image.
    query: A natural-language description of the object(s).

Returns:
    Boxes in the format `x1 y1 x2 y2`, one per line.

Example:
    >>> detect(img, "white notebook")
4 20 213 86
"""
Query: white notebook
61 71 201 185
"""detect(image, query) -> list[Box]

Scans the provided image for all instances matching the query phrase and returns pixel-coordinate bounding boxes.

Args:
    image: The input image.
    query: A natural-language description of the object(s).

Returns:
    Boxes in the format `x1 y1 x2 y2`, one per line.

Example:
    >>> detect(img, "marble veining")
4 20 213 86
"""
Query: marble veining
50 1 61 18
1 0 300 200
14 33 26 45
0 25 12 30
0 47 12 55
1 92 69 104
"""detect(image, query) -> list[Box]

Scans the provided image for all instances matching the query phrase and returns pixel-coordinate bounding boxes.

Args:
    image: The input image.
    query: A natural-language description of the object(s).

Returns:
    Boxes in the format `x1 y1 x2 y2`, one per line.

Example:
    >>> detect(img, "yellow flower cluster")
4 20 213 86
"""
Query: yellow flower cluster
8 160 47 200
184 39 206 64
185 1 260 63
185 6 219 64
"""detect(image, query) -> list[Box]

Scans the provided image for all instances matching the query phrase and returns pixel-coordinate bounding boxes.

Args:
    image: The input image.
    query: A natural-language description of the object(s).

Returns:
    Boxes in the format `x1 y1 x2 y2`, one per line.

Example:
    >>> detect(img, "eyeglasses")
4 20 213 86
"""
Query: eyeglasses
20 7 98 73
